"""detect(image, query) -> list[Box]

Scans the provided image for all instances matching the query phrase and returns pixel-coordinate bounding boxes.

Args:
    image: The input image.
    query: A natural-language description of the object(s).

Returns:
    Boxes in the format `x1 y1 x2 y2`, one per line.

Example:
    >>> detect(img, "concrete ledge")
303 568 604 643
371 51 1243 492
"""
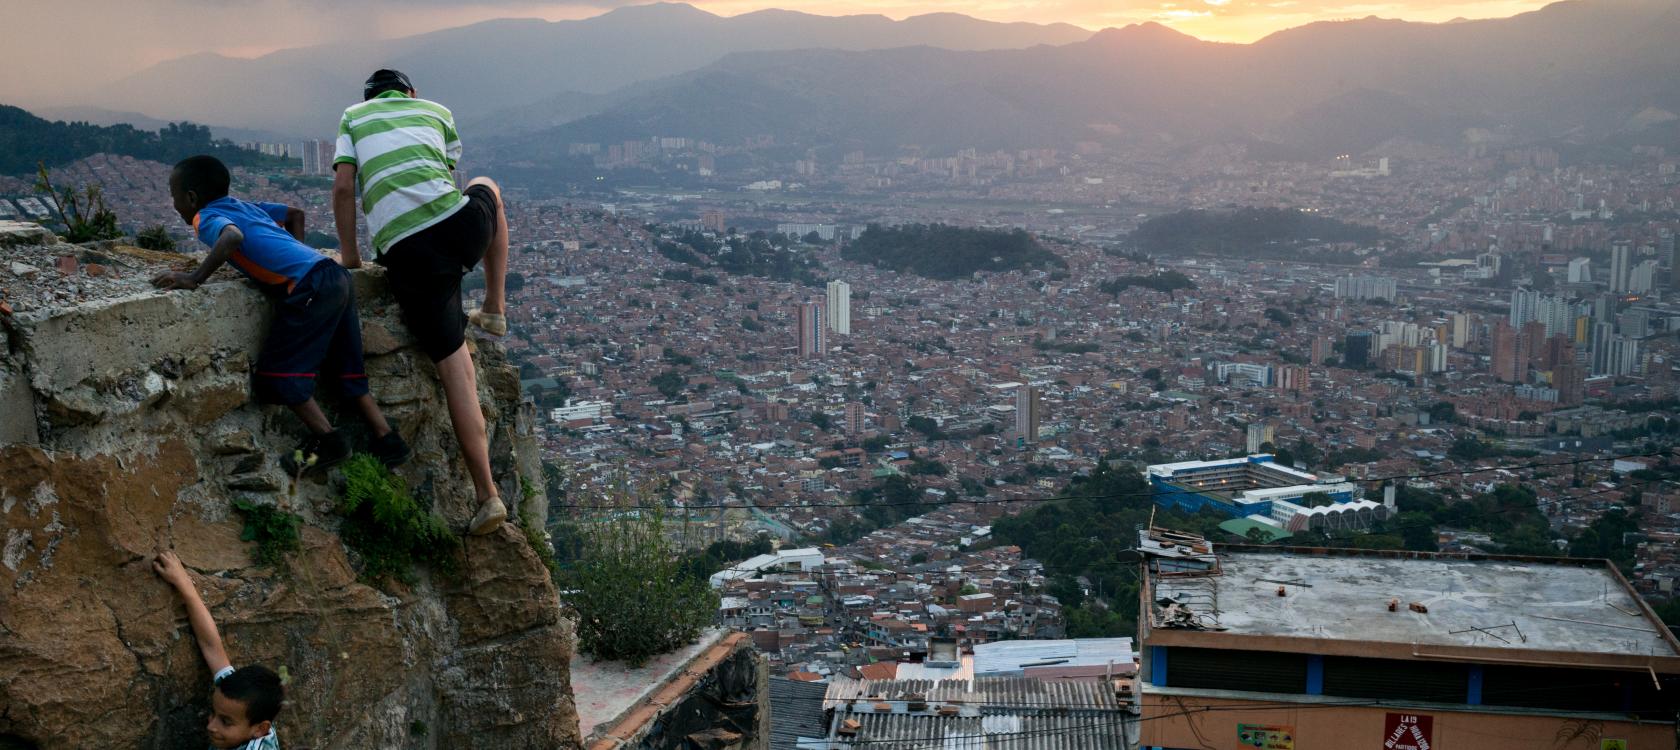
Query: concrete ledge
575 630 764 749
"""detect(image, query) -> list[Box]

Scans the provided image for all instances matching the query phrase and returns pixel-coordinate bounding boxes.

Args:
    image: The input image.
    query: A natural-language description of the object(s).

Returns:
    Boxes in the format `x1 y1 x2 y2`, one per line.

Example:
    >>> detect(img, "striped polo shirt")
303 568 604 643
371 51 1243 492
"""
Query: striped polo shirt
333 91 468 257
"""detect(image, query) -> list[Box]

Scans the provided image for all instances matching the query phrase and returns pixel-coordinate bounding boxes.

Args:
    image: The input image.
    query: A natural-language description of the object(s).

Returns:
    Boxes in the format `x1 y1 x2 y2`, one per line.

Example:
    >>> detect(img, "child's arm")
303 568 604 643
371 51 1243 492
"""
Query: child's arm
282 207 307 242
152 225 243 290
152 550 233 675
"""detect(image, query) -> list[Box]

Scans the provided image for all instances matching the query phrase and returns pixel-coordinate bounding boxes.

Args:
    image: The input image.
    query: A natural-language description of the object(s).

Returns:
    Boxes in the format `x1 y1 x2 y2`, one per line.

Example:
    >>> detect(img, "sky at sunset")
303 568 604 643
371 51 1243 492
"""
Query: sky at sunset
2 0 1554 105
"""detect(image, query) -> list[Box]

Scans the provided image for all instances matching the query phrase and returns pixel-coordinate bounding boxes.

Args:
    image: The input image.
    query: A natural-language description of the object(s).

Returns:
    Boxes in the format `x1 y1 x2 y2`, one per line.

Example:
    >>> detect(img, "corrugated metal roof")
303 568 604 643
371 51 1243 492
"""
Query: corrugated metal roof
824 678 1120 711
770 676 831 750
839 711 1129 749
971 638 1134 677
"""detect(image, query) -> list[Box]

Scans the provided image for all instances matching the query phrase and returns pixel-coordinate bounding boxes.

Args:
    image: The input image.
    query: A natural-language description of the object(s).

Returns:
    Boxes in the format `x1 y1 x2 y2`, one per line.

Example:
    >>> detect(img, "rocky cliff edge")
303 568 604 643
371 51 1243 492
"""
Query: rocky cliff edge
0 222 580 749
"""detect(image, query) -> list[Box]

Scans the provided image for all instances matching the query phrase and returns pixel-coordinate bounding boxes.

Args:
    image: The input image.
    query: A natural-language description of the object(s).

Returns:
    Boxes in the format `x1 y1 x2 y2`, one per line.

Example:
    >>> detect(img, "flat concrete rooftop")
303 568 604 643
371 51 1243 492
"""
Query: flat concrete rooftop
1152 550 1680 658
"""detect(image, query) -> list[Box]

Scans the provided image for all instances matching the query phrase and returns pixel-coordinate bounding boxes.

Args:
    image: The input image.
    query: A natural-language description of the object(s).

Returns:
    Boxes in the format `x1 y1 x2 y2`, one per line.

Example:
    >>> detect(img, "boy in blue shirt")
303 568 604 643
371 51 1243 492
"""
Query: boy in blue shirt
154 548 284 750
153 155 409 471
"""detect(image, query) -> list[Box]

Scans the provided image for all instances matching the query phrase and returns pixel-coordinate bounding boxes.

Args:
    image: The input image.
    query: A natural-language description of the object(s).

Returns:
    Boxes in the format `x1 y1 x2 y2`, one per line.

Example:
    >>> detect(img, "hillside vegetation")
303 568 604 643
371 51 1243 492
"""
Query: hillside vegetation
843 223 1064 280
0 105 275 174
1127 207 1388 261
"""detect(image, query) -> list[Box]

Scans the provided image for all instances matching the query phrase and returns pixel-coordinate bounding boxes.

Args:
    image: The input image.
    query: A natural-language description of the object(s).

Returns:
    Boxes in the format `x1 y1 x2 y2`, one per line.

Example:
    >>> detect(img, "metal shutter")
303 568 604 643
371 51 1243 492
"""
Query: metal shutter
1168 647 1308 694
1321 657 1466 703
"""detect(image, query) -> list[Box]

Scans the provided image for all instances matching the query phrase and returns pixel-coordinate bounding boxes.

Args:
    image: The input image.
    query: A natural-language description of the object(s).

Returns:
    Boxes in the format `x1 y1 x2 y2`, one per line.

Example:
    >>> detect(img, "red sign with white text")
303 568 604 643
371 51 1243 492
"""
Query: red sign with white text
1383 713 1434 750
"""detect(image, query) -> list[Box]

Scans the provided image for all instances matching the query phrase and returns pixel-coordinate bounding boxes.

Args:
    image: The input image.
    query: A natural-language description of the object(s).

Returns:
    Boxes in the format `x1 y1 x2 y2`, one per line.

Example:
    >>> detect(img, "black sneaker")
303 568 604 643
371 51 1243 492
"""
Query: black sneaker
370 429 413 469
280 430 351 474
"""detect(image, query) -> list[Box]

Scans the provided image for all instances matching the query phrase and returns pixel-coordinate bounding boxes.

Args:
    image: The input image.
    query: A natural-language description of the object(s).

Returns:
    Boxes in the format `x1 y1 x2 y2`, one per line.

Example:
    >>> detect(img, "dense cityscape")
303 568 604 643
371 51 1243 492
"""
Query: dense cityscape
5 1 1680 747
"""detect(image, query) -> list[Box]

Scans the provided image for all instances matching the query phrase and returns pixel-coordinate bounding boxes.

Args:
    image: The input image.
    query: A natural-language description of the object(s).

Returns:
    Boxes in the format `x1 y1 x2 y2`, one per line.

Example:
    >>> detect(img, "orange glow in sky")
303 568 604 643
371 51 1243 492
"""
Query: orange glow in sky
605 0 1553 43
0 0 1564 104
364 0 1561 45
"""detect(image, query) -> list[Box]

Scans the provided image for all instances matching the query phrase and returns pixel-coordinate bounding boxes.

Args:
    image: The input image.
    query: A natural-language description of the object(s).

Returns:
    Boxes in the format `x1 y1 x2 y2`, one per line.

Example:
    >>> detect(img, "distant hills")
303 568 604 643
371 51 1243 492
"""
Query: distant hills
48 0 1680 158
0 106 273 175
92 3 1092 138
512 0 1680 157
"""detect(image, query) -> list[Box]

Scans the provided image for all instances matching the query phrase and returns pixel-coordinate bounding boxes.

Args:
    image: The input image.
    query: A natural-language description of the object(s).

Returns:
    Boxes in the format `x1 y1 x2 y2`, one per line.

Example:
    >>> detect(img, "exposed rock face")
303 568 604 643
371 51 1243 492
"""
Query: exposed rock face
0 227 579 749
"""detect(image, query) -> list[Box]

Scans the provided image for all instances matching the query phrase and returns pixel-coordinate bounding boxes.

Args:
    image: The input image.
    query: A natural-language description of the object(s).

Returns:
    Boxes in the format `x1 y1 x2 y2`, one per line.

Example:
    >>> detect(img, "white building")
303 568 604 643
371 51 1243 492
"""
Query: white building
1216 362 1273 387
1630 260 1658 294
707 547 826 588
1333 275 1397 301
1014 385 1041 448
825 280 851 335
1567 257 1592 283
1611 241 1633 292
548 399 611 424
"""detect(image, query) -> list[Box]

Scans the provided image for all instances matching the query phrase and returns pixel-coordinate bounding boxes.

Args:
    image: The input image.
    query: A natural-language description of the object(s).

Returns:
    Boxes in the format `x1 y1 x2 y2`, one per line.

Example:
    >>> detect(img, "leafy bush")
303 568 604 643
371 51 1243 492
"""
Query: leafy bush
338 455 459 584
564 502 719 667
134 225 177 252
35 163 121 243
232 499 301 568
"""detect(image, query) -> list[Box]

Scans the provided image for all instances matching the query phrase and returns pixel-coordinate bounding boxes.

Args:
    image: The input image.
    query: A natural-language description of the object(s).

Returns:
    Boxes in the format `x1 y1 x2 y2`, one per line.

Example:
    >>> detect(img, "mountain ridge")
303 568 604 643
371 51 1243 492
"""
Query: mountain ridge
501 0 1680 158
93 2 1094 138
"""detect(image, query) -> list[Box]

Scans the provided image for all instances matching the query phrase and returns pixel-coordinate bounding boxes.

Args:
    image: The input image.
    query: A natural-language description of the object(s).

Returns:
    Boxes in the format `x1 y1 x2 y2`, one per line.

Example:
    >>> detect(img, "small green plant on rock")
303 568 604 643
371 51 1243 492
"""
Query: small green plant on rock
515 478 561 580
563 483 719 667
338 454 459 584
35 162 121 243
232 499 301 568
134 224 177 252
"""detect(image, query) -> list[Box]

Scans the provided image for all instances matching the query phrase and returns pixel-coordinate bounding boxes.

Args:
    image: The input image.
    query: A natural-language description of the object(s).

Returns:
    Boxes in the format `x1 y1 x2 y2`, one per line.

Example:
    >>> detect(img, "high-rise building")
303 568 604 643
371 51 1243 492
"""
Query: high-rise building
1630 260 1658 294
1014 385 1041 449
1540 334 1574 371
1520 321 1546 369
1491 319 1521 382
825 280 851 335
1610 241 1633 292
796 301 825 358
299 139 335 175
1509 289 1540 328
1587 322 1643 377
1476 251 1503 278
1245 423 1275 454
1450 313 1473 349
700 210 726 234
845 402 866 435
1620 309 1652 339
1310 335 1333 365
1554 361 1584 405
1567 257 1592 283
1276 364 1310 393
1610 337 1643 376
1344 331 1374 368
1510 290 1577 339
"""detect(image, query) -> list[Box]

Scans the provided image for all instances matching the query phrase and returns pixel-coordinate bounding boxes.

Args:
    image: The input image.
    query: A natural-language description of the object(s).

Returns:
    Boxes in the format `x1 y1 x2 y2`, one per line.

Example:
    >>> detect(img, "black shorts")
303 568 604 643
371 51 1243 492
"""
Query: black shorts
252 261 369 405
379 184 498 362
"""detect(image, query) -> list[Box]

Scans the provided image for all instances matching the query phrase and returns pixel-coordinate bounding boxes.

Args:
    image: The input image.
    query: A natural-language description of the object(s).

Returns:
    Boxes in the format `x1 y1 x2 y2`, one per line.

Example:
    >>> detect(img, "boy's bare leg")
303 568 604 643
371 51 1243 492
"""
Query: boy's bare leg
289 399 333 435
468 176 509 317
350 394 393 438
435 343 497 503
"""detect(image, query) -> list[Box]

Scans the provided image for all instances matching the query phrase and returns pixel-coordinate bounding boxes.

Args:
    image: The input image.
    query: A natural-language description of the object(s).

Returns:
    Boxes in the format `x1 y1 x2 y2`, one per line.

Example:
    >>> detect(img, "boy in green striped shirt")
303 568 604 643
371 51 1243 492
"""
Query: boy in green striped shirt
332 69 510 536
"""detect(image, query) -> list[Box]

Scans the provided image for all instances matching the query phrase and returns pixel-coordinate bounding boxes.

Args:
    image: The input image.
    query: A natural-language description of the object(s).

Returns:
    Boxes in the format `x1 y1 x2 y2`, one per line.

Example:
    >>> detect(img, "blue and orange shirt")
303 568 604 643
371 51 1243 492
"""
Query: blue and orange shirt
193 197 326 292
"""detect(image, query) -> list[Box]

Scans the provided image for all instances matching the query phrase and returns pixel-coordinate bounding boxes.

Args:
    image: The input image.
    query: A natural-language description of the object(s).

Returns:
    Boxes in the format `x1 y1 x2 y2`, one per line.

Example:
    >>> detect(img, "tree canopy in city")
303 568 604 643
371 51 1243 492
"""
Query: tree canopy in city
843 223 1065 280
1127 207 1388 260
